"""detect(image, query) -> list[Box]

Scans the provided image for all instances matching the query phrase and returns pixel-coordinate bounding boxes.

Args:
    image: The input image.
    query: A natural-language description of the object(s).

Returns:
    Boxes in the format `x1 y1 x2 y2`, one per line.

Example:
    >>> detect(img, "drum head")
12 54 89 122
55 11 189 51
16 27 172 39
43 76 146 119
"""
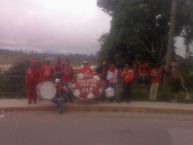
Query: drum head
37 81 56 100
105 87 115 98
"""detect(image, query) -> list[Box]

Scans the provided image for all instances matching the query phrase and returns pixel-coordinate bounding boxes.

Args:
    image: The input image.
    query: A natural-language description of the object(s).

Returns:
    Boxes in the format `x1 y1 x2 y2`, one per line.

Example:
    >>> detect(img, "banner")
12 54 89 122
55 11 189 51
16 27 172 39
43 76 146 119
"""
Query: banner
73 75 103 100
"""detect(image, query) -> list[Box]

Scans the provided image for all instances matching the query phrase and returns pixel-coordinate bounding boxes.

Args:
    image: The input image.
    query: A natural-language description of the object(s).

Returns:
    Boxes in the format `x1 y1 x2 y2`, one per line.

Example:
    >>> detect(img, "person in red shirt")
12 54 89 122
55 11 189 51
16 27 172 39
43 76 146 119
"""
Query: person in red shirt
139 62 151 85
25 59 39 104
62 59 74 102
63 59 74 84
79 60 93 77
39 59 54 82
149 65 161 101
54 57 64 74
121 64 135 102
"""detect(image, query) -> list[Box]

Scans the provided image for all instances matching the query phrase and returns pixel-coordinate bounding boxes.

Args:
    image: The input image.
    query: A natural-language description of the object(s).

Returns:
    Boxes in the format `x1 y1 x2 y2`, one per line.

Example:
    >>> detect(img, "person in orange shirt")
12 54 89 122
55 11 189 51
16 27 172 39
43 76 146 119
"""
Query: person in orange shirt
25 59 39 104
121 64 135 102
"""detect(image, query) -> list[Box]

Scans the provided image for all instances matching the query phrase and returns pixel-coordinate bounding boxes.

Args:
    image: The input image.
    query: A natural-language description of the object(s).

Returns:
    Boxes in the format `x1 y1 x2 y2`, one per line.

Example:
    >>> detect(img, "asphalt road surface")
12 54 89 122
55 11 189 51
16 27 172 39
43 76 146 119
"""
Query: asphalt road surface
0 112 193 145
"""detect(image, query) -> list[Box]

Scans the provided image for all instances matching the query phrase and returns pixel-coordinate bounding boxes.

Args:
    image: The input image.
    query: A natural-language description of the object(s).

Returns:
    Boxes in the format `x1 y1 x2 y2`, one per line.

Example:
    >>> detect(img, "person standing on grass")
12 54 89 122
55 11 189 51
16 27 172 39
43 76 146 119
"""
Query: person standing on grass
149 65 161 101
121 64 135 102
25 59 39 104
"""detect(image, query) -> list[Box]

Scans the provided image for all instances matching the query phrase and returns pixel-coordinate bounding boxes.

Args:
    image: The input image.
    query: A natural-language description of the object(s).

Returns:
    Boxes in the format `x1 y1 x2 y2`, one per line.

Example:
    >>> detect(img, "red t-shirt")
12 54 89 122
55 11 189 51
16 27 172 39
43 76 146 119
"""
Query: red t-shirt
79 66 93 74
54 62 64 73
63 65 74 83
150 68 160 83
25 67 39 86
39 64 54 82
121 69 134 83
139 63 150 76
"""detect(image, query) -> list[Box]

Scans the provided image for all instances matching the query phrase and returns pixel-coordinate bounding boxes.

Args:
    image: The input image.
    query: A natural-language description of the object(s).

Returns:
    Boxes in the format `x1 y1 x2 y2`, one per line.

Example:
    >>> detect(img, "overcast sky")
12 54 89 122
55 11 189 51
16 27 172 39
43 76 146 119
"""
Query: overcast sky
0 0 111 54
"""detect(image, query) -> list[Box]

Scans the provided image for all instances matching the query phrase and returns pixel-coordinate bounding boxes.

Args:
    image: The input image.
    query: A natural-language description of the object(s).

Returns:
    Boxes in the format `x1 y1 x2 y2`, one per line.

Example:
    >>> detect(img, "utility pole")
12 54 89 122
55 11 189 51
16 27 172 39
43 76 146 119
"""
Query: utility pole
165 0 177 72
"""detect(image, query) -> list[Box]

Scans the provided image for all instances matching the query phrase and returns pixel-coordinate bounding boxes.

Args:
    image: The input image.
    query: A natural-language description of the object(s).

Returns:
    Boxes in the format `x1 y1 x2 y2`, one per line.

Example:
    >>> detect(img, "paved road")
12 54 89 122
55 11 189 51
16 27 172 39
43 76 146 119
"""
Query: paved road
0 112 193 145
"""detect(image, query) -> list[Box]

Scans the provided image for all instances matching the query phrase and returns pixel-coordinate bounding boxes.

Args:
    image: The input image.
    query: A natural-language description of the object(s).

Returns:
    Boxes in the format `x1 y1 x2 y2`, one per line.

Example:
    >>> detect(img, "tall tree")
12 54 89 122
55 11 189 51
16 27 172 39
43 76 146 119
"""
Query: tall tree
97 0 193 65
165 0 177 71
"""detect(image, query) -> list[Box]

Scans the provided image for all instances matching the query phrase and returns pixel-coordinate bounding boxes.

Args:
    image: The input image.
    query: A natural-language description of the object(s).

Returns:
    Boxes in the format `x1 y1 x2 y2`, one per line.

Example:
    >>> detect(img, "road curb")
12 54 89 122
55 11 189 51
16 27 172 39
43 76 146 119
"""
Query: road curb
65 105 193 115
1 104 193 115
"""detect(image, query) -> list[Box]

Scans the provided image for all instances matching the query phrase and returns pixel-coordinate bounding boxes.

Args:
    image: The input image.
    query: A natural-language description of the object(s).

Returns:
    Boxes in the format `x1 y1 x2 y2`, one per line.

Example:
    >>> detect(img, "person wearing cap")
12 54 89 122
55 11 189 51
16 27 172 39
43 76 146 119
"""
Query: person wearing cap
39 59 54 82
121 64 135 102
79 60 93 75
25 59 39 104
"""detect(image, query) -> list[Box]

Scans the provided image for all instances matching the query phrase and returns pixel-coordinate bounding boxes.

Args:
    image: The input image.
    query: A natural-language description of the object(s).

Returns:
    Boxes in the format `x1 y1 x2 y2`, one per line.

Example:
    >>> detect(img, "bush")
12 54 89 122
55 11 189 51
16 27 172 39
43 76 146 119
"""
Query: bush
132 83 149 101
157 87 173 101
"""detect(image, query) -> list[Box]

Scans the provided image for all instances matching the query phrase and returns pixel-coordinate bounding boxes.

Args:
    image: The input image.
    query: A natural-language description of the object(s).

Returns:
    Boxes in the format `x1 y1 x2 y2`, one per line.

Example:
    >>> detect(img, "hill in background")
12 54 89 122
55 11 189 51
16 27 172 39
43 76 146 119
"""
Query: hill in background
0 49 98 66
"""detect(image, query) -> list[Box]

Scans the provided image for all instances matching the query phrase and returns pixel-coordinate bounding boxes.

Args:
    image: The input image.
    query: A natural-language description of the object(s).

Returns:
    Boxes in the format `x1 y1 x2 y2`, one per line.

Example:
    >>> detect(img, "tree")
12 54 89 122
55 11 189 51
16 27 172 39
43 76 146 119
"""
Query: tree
97 0 193 65
165 0 177 72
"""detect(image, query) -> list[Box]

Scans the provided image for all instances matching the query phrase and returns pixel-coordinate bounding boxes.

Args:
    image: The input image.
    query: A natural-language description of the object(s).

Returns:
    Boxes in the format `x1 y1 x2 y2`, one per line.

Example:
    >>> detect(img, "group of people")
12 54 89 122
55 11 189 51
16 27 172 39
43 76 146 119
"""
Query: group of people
25 57 98 104
25 56 185 104
97 61 161 102
25 58 71 104
99 60 188 102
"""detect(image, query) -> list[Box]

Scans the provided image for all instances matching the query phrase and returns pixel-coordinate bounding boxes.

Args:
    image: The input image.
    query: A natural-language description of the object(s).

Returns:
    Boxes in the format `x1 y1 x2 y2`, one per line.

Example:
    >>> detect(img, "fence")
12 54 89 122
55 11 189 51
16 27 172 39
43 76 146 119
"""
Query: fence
0 73 26 98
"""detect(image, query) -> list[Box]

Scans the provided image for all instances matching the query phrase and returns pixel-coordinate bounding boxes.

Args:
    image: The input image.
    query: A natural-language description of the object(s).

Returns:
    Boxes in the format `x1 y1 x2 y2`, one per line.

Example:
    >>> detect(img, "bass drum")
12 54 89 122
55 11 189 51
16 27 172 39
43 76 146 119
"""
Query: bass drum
37 81 56 100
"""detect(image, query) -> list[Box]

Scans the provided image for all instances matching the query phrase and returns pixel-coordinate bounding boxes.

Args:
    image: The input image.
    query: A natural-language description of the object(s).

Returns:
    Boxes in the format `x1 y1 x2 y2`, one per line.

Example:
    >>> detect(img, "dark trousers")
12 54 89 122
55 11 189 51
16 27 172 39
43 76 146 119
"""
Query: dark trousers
123 82 132 101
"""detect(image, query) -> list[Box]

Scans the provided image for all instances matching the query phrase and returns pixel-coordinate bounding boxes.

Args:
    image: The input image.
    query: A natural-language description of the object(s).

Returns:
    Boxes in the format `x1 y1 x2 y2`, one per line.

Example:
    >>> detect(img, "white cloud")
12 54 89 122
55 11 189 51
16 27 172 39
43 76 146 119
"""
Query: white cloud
0 0 111 54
